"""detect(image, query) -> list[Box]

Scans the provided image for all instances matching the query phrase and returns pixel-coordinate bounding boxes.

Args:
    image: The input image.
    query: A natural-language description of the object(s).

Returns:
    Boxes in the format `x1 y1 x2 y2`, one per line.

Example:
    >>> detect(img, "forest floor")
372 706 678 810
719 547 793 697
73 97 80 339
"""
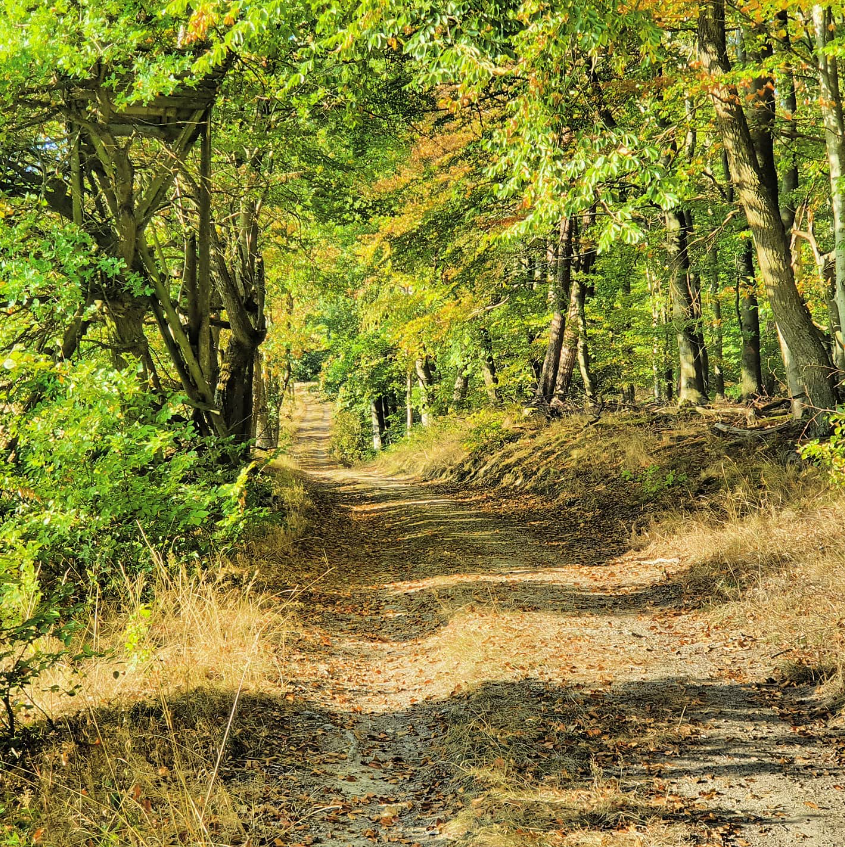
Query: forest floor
236 387 845 847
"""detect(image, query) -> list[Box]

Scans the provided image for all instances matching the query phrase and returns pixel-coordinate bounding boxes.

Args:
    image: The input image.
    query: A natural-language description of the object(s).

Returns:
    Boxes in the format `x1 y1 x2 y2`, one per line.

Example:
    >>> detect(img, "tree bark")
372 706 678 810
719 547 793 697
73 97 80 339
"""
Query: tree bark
415 357 434 426
452 363 469 405
376 396 388 437
406 372 414 433
536 218 573 402
252 349 275 449
698 0 836 423
707 247 726 400
777 325 805 419
553 277 582 402
197 111 217 394
371 399 383 451
479 328 501 404
690 271 709 390
812 5 845 375
575 286 597 403
647 268 665 401
666 210 707 404
736 241 764 400
218 337 255 441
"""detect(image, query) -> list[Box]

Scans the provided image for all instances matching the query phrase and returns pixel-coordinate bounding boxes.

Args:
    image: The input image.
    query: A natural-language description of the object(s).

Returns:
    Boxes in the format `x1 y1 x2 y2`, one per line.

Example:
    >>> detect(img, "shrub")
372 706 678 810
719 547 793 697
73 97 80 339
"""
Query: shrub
802 411 845 487
0 354 267 736
330 405 372 466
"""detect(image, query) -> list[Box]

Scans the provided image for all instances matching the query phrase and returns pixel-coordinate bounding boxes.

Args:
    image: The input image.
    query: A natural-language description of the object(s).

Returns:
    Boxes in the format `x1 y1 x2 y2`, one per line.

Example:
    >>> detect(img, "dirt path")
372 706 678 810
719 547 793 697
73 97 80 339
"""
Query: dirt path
245 388 845 847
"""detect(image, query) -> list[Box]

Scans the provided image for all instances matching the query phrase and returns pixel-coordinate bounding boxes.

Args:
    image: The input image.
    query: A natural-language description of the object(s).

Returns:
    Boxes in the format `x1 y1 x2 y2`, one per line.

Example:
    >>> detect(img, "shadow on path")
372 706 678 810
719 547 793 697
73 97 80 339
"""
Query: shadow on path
257 386 845 847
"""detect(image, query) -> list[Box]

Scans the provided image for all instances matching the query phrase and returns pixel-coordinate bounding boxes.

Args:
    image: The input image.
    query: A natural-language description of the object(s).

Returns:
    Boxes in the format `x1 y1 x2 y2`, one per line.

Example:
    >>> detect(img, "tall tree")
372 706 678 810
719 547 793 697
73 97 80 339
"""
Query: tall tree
698 0 836 424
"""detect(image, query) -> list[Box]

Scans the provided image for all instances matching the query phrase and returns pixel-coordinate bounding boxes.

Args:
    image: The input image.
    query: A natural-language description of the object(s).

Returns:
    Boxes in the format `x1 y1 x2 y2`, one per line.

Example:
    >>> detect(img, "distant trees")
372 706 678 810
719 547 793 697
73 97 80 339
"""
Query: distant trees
291 0 845 441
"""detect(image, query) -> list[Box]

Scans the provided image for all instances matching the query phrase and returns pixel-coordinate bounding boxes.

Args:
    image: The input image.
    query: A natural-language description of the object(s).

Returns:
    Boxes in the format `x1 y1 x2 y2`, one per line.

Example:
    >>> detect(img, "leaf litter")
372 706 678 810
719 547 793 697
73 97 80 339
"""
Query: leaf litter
233 393 845 847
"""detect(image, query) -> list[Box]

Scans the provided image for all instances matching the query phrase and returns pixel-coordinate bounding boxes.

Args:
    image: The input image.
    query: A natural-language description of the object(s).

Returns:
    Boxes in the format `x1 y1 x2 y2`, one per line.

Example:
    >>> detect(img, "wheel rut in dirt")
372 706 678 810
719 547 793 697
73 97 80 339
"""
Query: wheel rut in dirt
241 388 845 847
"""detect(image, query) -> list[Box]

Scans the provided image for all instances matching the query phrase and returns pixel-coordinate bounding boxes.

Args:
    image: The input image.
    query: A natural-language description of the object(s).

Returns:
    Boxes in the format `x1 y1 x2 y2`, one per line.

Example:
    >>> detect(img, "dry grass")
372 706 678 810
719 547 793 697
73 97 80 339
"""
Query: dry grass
372 407 743 514
637 460 845 703
0 456 311 847
371 414 476 478
1 562 292 847
238 456 313 566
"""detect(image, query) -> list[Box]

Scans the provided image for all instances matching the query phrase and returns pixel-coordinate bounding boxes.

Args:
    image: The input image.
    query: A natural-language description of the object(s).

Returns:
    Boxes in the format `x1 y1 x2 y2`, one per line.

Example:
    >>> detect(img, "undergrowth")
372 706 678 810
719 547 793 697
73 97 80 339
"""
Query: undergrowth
0 403 311 846
638 472 845 705
0 562 292 846
373 407 802 517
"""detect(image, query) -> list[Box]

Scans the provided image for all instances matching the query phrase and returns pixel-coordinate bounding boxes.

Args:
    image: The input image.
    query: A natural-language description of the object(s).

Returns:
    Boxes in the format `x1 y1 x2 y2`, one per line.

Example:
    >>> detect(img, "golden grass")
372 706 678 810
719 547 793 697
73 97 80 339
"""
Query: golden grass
371 414 475 478
1 452 312 847
1 562 292 847
239 456 313 565
370 408 707 510
637 461 845 702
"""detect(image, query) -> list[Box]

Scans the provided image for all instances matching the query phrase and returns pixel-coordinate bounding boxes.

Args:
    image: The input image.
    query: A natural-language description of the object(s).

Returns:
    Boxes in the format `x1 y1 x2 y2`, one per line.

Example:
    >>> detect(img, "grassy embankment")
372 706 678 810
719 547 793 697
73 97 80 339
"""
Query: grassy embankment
370 406 845 703
0 454 312 847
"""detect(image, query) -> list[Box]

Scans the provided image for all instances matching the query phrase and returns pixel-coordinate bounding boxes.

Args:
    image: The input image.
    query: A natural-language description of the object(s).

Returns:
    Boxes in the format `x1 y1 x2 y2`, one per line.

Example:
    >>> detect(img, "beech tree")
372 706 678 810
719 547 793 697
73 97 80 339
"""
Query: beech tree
6 0 845 449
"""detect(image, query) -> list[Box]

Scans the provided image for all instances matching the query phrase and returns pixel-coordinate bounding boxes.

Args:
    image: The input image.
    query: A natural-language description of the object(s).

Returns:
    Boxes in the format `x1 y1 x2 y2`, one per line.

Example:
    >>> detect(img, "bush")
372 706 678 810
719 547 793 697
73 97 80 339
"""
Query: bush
802 411 845 486
0 354 267 736
330 405 372 466
462 409 520 454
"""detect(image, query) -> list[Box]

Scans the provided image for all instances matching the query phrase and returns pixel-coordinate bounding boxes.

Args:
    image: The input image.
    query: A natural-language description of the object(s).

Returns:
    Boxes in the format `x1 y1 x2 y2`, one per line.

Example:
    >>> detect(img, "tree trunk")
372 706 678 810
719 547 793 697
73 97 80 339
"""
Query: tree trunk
708 247 726 400
197 112 217 394
252 349 274 449
218 337 256 441
736 241 764 400
479 328 500 404
813 4 845 375
682 212 709 390
575 280 597 402
377 396 388 438
371 400 383 451
778 16 799 233
621 261 636 403
406 372 414 433
109 298 155 378
777 325 805 419
553 277 582 402
415 357 433 426
698 0 836 424
666 209 707 404
690 271 709 391
536 218 573 402
827 274 845 374
452 363 469 405
647 268 664 401
711 294 725 400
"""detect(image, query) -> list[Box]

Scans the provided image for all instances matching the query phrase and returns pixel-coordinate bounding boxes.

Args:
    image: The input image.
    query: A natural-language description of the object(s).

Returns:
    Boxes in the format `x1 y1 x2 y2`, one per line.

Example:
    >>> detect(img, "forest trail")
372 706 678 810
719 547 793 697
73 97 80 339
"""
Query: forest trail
250 387 845 847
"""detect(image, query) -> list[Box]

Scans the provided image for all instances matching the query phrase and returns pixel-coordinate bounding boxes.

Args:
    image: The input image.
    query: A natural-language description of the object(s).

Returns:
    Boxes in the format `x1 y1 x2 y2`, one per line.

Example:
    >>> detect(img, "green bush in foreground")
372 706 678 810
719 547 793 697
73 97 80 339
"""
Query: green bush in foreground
0 354 267 736
802 411 845 488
